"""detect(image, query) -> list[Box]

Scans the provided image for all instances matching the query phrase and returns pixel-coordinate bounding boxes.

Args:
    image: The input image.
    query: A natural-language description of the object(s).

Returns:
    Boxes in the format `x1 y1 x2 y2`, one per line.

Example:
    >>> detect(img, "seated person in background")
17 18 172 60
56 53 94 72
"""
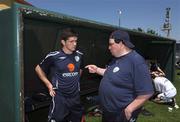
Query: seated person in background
150 63 179 109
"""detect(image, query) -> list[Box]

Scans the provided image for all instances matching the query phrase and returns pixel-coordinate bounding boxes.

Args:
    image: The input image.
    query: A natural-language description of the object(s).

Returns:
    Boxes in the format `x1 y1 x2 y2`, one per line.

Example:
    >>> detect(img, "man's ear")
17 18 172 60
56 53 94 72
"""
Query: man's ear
61 40 65 46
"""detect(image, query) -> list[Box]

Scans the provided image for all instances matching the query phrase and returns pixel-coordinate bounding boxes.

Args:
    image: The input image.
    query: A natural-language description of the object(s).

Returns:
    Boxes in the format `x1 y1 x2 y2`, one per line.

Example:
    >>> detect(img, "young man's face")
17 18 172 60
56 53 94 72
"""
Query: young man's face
62 36 78 52
108 38 123 57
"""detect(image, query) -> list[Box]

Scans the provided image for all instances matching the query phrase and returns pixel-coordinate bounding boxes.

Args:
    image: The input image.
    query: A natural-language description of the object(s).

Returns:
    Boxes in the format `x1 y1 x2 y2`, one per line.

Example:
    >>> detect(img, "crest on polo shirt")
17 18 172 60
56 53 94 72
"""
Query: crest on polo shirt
75 56 80 62
113 67 120 73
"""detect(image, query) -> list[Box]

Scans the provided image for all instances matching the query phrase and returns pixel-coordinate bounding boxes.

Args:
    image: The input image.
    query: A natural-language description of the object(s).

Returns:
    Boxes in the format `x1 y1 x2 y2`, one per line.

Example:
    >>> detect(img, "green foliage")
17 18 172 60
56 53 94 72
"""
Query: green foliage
147 28 159 36
133 28 145 32
133 28 160 36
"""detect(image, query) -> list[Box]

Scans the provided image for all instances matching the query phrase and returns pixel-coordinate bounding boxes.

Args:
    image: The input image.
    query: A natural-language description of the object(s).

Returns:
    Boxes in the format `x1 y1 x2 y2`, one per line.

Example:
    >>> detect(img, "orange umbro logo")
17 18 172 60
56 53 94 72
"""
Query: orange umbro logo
67 63 75 72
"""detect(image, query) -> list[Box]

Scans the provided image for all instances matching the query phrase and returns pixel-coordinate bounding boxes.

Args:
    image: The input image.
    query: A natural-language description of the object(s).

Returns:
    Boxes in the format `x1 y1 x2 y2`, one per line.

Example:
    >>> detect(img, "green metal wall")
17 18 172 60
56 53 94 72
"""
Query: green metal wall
0 8 15 121
0 7 22 121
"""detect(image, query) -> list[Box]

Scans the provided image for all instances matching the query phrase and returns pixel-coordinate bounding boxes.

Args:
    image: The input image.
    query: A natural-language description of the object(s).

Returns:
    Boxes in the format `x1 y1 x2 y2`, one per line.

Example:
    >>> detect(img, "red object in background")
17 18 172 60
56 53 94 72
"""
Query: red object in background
15 0 33 6
81 115 86 122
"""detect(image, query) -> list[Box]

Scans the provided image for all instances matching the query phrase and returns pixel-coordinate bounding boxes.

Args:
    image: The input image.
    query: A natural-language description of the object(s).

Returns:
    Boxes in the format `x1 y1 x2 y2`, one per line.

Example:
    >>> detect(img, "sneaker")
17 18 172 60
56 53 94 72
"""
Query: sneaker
174 104 179 109
140 108 154 116
93 108 102 117
168 107 173 112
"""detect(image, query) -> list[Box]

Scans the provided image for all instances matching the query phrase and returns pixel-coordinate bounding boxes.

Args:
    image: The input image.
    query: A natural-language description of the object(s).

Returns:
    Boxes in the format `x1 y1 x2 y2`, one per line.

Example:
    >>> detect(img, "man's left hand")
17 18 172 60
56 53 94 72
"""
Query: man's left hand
124 107 132 120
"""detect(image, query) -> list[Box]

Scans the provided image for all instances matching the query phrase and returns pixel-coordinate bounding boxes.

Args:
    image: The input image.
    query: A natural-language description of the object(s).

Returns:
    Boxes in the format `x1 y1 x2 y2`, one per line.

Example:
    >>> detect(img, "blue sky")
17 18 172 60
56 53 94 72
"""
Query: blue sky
26 0 180 41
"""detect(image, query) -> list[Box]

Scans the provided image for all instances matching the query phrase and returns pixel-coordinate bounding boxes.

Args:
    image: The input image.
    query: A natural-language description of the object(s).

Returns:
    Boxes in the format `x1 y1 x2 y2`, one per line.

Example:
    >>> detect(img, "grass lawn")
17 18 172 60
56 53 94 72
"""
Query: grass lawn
86 69 180 122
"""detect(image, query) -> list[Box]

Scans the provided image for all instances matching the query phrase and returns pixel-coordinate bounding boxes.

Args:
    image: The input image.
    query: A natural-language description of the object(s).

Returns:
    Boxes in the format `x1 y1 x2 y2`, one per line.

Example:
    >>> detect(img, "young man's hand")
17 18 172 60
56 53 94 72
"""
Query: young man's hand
48 84 56 97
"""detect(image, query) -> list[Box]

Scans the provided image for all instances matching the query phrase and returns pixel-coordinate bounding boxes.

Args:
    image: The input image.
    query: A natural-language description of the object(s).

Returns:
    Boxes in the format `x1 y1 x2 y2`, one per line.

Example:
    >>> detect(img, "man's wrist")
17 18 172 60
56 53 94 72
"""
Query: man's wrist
47 83 53 90
125 106 133 113
96 67 99 73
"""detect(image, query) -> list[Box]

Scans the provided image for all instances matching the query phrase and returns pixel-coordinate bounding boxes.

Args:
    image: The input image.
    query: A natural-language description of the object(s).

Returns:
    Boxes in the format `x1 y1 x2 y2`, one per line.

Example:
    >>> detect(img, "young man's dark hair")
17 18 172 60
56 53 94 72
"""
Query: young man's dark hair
60 28 78 41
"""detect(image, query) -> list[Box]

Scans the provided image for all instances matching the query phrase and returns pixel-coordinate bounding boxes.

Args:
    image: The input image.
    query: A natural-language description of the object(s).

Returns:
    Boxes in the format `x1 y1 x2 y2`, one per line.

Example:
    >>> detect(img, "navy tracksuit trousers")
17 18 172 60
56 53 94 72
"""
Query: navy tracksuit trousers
48 92 83 122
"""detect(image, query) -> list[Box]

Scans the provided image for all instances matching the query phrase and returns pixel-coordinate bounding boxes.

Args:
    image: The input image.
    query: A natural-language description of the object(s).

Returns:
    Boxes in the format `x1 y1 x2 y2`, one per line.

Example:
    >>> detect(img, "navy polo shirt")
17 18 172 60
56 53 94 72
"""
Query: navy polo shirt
99 50 154 112
39 50 83 97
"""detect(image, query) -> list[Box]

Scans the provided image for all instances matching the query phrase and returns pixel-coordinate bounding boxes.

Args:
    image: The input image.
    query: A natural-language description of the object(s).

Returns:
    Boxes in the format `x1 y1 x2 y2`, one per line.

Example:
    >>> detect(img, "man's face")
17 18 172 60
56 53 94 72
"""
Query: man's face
108 38 123 57
62 36 78 52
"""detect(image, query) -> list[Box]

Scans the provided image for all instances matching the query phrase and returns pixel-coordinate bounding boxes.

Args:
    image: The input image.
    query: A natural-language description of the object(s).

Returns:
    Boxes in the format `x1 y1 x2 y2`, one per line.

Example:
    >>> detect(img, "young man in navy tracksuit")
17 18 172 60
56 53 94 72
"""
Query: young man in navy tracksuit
35 28 84 122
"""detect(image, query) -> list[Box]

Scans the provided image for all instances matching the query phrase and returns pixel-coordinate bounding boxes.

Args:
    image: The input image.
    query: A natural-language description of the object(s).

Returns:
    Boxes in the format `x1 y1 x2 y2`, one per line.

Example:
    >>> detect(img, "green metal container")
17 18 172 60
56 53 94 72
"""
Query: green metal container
0 3 176 122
